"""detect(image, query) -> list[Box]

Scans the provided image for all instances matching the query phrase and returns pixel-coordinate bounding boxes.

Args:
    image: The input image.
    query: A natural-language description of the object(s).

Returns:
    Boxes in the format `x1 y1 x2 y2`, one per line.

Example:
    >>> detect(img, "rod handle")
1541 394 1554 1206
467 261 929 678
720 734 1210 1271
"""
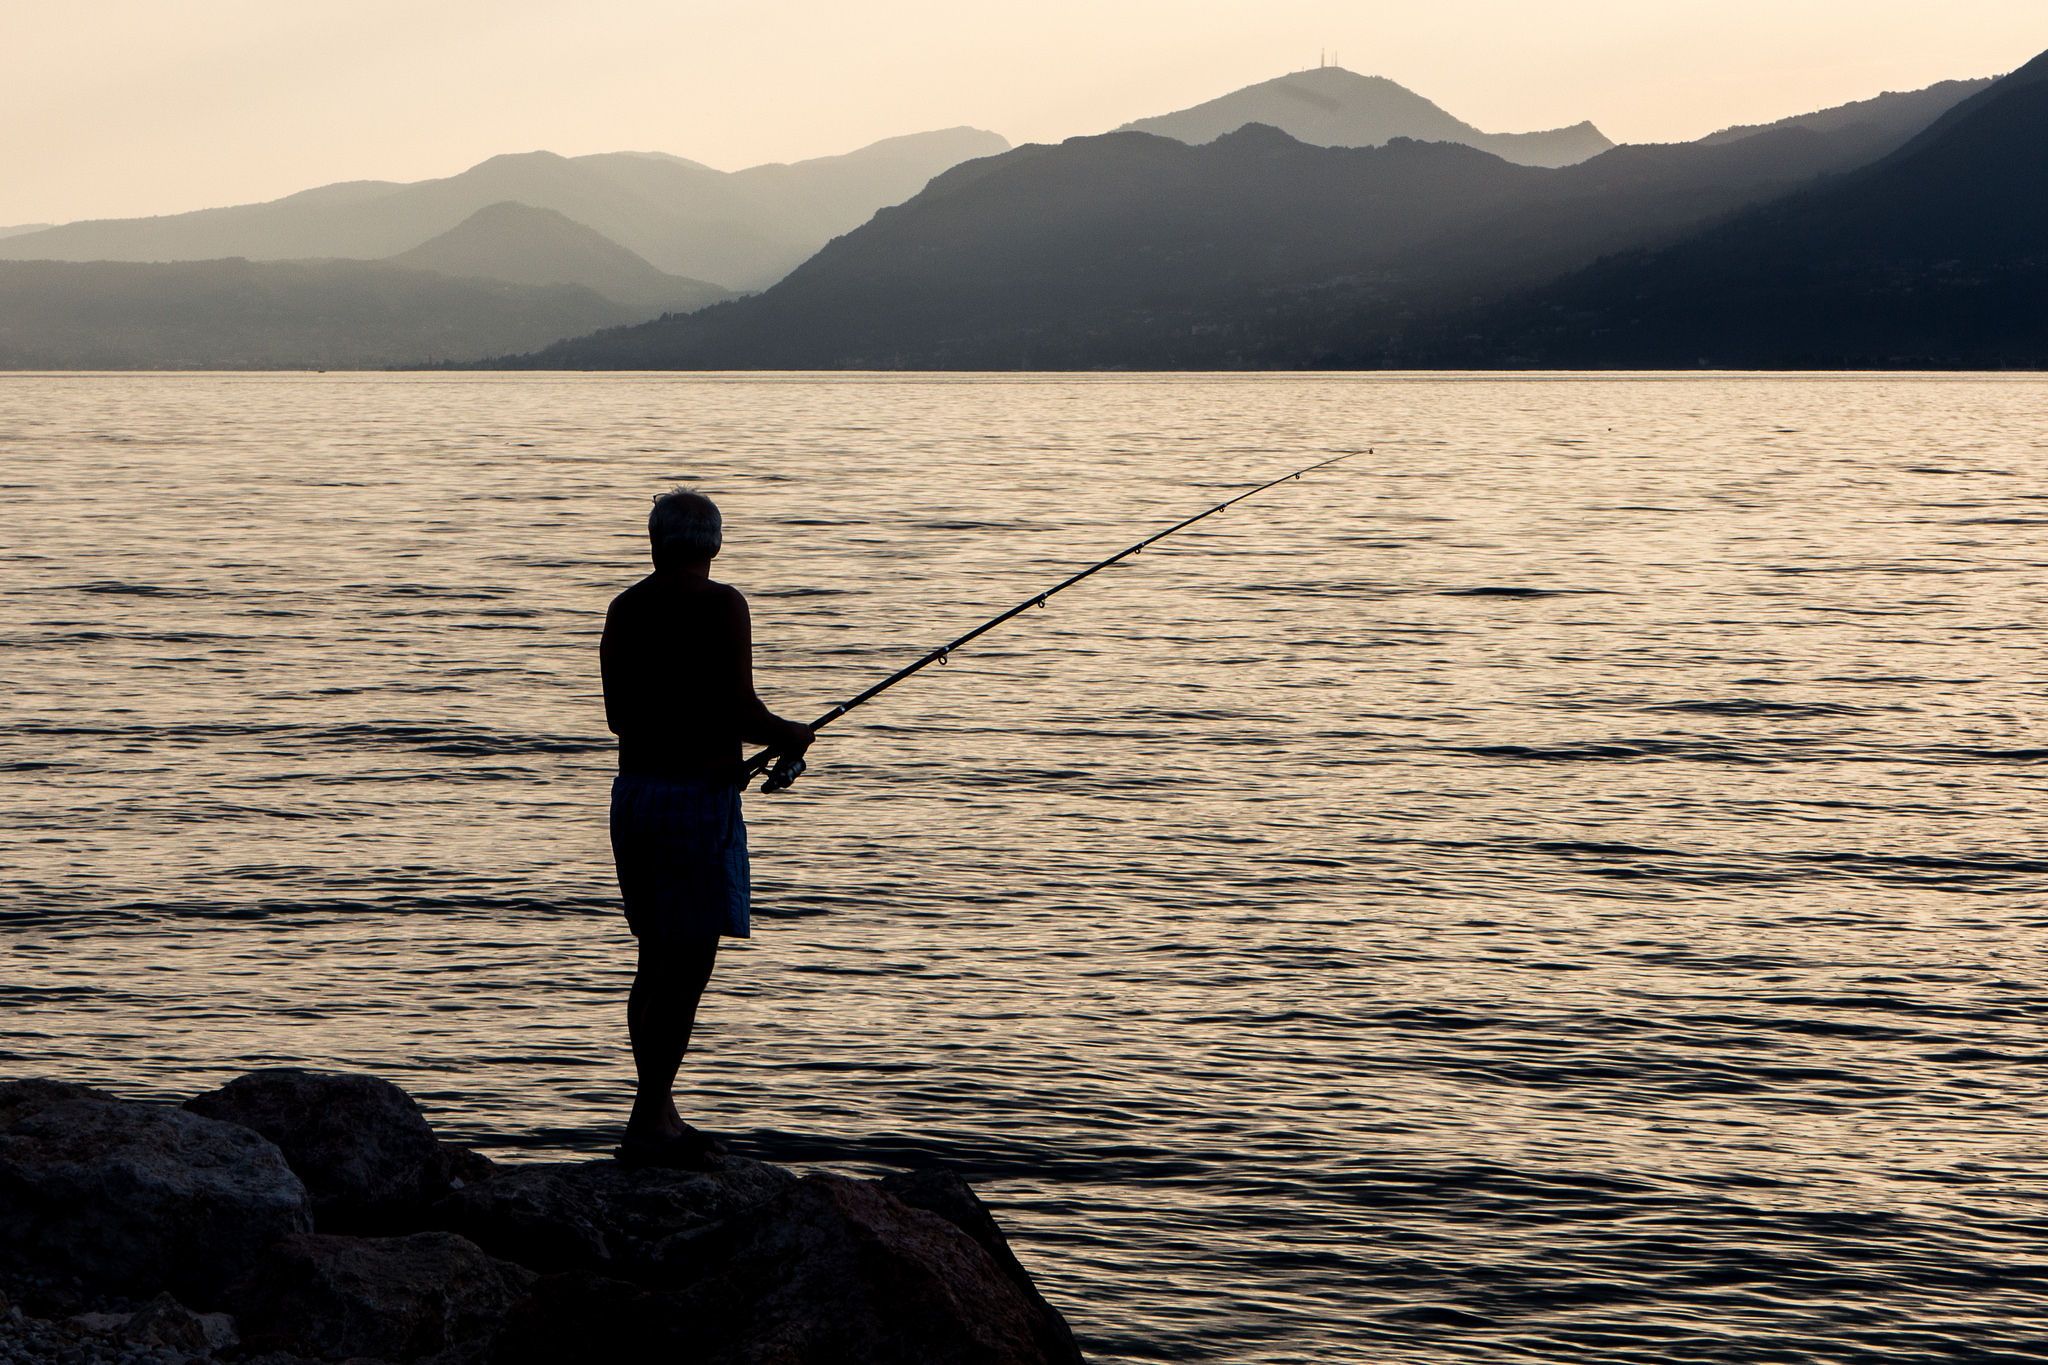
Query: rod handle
761 753 808 794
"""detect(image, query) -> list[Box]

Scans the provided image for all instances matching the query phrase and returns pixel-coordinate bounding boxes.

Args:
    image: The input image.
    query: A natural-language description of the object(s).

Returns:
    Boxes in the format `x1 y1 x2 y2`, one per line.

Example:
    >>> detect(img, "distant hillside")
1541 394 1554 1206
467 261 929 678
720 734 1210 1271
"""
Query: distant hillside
1119 66 1613 167
1696 78 1993 145
496 78 1975 371
0 224 52 241
1402 53 2048 368
388 202 733 315
0 258 638 368
0 128 1009 290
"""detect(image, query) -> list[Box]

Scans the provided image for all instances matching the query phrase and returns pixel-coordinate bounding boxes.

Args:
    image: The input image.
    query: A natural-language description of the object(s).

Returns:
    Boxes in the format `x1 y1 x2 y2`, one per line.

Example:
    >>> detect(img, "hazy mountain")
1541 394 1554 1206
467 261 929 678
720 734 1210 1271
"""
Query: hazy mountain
500 75 1983 371
1402 51 2048 368
0 224 53 240
0 127 1008 290
503 127 1539 368
0 258 639 369
1695 78 1993 145
1118 66 1613 167
388 202 733 315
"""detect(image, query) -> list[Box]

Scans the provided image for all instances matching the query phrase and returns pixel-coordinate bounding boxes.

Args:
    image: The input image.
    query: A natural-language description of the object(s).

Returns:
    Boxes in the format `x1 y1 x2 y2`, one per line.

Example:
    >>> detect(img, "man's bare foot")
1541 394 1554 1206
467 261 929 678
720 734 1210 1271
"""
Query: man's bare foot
659 1097 687 1140
633 1097 727 1156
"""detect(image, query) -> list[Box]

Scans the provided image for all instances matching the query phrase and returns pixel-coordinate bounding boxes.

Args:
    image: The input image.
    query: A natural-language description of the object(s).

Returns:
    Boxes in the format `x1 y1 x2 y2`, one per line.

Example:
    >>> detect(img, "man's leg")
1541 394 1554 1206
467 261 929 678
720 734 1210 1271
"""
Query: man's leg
627 935 719 1141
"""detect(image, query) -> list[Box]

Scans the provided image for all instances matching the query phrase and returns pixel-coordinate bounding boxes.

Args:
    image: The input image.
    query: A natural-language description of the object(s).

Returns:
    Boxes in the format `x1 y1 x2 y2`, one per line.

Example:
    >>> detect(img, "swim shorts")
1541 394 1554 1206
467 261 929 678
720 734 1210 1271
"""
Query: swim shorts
609 773 750 940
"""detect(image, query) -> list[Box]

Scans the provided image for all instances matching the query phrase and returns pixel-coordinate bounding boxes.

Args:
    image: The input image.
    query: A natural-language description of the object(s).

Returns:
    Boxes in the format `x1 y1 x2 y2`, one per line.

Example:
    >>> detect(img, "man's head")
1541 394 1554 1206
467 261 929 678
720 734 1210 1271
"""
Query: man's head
649 487 722 567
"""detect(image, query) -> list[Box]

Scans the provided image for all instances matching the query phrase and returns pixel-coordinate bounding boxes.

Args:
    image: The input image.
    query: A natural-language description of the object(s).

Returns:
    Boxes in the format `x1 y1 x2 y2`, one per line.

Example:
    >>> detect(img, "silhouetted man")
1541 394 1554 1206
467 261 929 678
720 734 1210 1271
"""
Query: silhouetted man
601 487 812 1169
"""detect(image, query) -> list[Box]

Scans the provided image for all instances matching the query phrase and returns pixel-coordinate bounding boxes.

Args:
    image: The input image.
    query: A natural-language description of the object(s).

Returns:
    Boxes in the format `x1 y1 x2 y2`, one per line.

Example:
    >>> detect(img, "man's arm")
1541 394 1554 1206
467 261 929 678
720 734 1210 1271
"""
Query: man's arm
724 585 813 754
598 600 626 738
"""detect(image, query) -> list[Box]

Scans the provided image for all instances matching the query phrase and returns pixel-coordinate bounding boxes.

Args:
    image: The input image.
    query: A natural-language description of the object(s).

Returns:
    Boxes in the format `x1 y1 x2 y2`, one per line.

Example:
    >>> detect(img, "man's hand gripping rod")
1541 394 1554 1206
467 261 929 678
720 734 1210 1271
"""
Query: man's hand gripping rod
742 451 1359 793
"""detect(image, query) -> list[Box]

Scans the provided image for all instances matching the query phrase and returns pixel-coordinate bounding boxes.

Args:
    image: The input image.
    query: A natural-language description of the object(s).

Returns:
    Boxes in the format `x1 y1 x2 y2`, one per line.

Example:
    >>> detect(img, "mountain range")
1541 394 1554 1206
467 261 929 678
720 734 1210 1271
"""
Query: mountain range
6 59 2035 372
1692 78 1991 144
0 129 1005 367
0 199 743 369
1119 65 1614 167
388 202 731 314
0 129 1008 291
506 68 2004 370
1401 54 2048 367
0 258 638 369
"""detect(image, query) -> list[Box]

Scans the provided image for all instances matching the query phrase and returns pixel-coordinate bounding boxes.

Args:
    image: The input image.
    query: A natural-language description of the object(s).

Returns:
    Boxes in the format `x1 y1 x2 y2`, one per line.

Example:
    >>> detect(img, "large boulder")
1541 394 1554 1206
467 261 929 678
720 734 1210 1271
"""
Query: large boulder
65 1291 240 1353
428 1167 613 1274
0 1095 313 1304
438 1141 500 1189
488 1271 656 1365
226 1230 536 1363
882 1168 1085 1365
495 1173 1077 1365
185 1070 443 1233
565 1154 794 1231
425 1154 794 1277
0 1078 119 1127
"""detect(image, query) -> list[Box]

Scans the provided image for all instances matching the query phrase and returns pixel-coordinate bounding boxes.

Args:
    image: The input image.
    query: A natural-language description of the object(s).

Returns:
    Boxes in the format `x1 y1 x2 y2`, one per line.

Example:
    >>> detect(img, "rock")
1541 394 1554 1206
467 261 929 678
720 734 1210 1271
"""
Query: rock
234 1330 325 1361
496 1173 1076 1365
536 1155 795 1264
488 1271 660 1365
436 1143 498 1191
0 1097 313 1304
670 1172 1076 1365
881 1168 1084 1365
426 1168 611 1274
185 1071 444 1234
198 1309 240 1351
226 1231 535 1363
580 1153 797 1235
423 1154 796 1278
68 1310 129 1334
0 1304 130 1365
11 1278 84 1319
0 1080 120 1130
108 1291 213 1350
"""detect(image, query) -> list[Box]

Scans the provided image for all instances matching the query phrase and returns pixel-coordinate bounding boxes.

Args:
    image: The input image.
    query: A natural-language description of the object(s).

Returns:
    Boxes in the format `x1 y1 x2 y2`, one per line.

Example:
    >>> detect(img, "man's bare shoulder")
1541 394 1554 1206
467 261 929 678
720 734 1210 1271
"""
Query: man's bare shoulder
611 574 748 621
704 579 751 620
606 572 663 613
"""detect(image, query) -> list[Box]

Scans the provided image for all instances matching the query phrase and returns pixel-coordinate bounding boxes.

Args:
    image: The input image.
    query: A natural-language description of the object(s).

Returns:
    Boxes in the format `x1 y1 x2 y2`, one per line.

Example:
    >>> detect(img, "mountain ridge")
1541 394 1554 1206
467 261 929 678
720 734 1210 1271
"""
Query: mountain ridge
387 202 733 315
0 128 1009 290
0 258 640 369
1695 78 1994 145
490 71 1989 371
1399 49 2048 367
1118 67 1614 167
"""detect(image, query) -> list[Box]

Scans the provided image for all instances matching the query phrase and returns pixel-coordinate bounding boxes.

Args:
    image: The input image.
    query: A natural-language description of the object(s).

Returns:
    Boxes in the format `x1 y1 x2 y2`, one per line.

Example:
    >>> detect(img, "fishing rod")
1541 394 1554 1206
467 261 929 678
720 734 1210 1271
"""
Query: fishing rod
742 451 1360 793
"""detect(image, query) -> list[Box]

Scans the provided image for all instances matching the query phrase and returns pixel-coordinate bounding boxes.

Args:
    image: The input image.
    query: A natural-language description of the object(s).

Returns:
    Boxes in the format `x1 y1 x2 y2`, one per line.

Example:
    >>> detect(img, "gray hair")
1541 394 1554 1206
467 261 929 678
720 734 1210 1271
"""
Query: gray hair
648 487 723 563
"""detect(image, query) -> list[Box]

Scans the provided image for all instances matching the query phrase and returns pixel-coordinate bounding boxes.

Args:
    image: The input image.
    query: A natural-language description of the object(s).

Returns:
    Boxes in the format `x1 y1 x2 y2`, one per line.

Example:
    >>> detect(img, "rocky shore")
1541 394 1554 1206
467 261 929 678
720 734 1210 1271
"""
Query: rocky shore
0 1073 1084 1365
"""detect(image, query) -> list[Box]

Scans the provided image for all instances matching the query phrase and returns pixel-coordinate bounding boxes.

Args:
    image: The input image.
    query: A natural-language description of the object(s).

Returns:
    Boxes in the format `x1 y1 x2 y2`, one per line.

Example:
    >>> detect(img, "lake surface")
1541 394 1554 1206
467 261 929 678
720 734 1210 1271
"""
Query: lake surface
4 372 2047 1363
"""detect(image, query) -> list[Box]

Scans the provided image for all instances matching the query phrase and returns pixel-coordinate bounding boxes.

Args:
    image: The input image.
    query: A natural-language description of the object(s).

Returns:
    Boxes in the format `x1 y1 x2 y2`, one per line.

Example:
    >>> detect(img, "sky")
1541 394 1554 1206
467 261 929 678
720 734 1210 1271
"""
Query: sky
4 1 2042 226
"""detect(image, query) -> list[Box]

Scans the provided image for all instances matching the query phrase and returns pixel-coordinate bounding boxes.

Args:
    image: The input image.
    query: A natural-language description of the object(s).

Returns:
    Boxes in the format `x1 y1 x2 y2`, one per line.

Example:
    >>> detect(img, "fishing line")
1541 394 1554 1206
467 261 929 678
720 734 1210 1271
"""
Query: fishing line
742 451 1362 792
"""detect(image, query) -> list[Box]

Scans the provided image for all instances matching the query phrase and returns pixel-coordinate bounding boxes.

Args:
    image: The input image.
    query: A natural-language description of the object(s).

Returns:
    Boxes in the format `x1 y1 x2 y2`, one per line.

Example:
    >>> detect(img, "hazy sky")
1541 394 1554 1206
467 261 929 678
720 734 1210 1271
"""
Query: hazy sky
5 1 2042 225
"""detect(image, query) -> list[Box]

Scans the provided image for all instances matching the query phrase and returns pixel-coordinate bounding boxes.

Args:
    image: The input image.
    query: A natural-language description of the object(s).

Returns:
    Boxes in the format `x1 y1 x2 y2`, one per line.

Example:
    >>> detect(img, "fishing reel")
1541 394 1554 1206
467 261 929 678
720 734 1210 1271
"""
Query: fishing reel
760 752 808 794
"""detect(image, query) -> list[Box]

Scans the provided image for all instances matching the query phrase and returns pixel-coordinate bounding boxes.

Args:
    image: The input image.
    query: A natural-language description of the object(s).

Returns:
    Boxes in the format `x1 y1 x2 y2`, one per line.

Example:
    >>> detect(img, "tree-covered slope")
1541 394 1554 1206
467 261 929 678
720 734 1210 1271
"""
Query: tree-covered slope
1404 48 2048 368
0 258 637 368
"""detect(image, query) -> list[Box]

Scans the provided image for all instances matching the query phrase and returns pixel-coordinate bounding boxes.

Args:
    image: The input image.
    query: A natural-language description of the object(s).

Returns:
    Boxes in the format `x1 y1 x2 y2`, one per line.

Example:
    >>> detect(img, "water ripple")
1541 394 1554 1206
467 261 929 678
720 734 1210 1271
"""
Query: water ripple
3 372 2047 1365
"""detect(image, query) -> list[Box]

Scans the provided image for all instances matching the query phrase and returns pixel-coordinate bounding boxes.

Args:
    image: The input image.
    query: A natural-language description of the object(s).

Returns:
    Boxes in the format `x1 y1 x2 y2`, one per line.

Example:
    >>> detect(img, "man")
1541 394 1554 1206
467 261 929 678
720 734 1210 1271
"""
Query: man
600 487 812 1170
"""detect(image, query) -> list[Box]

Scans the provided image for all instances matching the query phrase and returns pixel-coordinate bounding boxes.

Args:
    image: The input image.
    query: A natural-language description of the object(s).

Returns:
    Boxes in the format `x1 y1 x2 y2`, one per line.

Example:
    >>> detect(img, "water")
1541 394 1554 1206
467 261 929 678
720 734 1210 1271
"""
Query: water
5 372 2048 1363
